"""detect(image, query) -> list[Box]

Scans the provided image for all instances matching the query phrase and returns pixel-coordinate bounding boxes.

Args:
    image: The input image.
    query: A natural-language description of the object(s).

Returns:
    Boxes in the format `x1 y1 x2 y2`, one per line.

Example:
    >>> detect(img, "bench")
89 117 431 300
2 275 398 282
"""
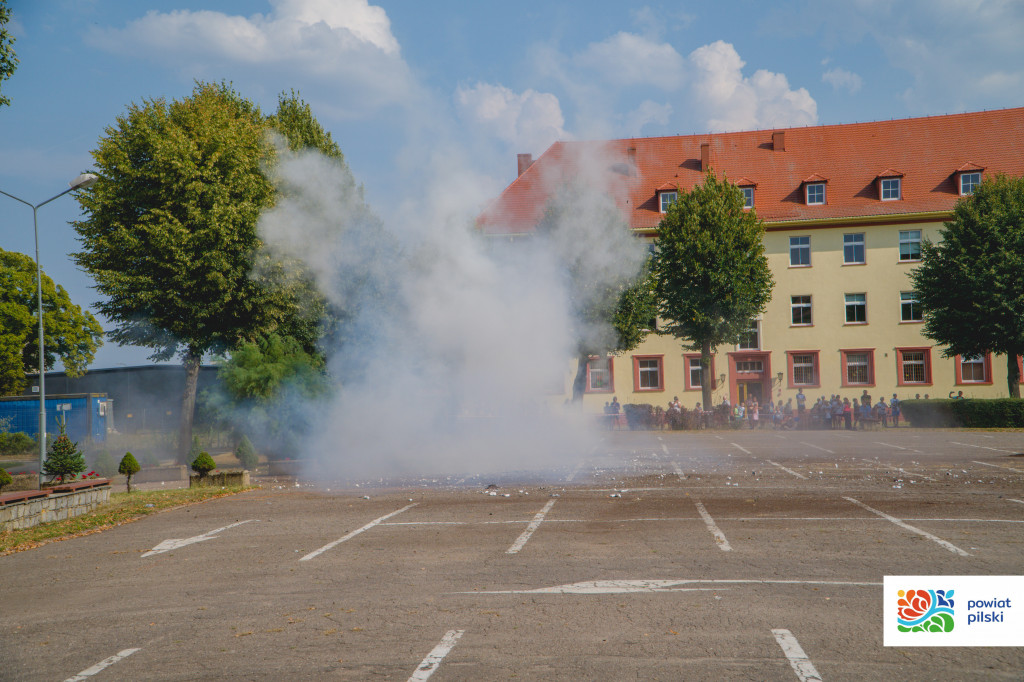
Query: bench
0 490 50 506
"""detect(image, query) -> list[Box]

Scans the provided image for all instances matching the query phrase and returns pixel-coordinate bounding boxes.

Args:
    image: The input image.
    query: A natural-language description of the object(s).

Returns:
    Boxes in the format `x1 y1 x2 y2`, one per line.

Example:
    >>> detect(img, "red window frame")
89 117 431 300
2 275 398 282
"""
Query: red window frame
683 353 717 391
786 350 821 389
954 353 992 386
840 348 875 388
632 355 665 392
585 356 615 393
896 347 933 386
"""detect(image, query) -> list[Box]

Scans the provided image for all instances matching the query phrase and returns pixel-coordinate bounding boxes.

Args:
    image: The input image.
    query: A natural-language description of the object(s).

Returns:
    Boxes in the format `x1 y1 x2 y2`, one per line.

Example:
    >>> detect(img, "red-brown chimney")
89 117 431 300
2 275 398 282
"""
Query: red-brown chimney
517 153 533 177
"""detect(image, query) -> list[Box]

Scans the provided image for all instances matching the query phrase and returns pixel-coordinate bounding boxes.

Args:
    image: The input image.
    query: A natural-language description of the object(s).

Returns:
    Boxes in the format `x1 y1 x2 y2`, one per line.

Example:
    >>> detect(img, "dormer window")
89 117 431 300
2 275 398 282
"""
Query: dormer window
876 169 904 201
955 163 985 196
805 183 825 205
960 172 981 195
880 178 901 200
659 191 677 213
736 177 756 210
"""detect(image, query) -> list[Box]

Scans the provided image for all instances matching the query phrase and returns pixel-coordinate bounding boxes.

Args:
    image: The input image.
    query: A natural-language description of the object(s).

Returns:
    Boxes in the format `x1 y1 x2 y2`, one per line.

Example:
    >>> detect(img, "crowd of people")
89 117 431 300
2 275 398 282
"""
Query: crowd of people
721 389 904 430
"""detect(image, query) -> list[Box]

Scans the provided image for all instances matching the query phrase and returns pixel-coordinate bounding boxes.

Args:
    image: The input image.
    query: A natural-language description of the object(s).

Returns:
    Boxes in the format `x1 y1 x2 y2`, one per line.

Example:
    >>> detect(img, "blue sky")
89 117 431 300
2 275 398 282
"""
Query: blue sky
2 0 1023 368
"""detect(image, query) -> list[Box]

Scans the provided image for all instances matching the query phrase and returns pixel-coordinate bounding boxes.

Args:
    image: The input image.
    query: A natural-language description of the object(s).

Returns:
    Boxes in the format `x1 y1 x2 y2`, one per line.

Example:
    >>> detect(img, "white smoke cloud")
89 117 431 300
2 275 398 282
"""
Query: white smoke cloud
574 32 687 90
455 82 570 155
689 40 817 131
255 141 649 480
86 0 414 116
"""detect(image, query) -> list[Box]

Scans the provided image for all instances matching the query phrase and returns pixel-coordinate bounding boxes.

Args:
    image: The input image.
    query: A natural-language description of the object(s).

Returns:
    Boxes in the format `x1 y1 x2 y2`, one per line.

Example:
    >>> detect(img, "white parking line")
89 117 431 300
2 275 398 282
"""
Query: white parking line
300 504 416 561
694 500 732 551
65 648 140 681
507 499 557 554
972 460 1024 472
731 443 752 455
408 630 464 681
952 441 1016 454
141 520 256 557
1009 499 1024 505
843 497 970 556
673 462 686 477
566 462 583 482
874 441 907 450
800 442 834 454
772 629 822 682
767 460 807 479
661 443 669 455
468 578 882 594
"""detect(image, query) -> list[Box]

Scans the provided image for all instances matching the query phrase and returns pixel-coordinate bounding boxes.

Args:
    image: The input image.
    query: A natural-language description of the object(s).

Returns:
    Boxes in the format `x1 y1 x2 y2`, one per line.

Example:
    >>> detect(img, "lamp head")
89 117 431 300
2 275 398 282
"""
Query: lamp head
69 173 99 190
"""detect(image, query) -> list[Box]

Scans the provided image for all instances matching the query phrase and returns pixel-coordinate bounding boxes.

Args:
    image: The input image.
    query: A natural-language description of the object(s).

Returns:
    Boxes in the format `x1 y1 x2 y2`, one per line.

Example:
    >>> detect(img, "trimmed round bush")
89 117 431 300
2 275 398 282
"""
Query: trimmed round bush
0 467 12 492
191 451 217 479
118 452 141 492
234 435 257 471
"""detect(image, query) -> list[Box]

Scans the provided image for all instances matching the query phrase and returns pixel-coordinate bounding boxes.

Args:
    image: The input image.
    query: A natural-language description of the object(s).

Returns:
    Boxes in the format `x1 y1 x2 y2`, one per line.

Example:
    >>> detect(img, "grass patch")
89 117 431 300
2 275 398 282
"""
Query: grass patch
0 485 255 556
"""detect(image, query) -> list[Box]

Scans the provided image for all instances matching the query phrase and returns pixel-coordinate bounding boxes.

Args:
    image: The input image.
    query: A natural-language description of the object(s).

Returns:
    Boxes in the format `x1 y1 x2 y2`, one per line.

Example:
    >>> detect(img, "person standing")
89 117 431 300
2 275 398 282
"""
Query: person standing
890 394 901 427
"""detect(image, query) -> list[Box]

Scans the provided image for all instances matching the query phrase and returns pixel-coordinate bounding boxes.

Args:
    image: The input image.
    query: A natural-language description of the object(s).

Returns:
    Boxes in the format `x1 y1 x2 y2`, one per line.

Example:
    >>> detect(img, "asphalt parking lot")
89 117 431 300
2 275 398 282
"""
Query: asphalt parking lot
2 428 1022 680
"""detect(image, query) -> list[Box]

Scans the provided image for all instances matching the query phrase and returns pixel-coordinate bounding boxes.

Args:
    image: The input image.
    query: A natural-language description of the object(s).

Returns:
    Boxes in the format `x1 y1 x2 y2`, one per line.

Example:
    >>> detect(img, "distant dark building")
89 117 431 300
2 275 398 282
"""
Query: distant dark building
18 365 221 434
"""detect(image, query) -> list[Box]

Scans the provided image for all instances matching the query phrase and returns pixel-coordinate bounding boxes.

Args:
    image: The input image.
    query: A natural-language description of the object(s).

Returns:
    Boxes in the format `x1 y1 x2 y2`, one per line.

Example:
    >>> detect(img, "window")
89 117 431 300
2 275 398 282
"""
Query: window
735 360 764 373
789 236 810 266
633 355 664 391
787 351 819 388
901 291 922 322
959 356 986 383
960 172 981 196
845 293 867 323
897 348 932 385
841 349 874 386
586 357 613 393
659 191 677 213
738 321 760 350
899 230 921 261
741 186 754 209
685 355 716 390
880 177 901 200
805 183 825 205
791 295 812 325
843 233 865 264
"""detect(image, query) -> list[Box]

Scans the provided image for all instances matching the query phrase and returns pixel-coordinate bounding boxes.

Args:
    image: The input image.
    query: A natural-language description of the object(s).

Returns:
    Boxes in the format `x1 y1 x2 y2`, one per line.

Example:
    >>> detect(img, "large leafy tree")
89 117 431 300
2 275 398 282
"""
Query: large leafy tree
652 171 774 409
0 248 103 395
536 181 656 401
73 83 341 462
0 0 17 108
910 174 1024 398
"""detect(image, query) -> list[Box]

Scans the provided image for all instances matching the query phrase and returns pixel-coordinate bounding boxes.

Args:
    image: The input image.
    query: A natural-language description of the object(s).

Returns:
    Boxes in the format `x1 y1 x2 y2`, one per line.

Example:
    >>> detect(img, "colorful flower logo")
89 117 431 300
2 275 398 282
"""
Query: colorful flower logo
897 588 955 632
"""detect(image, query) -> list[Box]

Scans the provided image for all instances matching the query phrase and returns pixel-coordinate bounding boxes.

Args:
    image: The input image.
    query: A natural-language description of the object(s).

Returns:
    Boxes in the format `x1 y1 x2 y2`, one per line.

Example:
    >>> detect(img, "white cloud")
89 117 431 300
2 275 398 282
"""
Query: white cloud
822 67 863 93
574 32 686 90
624 100 673 136
688 40 817 131
86 0 414 116
455 82 569 154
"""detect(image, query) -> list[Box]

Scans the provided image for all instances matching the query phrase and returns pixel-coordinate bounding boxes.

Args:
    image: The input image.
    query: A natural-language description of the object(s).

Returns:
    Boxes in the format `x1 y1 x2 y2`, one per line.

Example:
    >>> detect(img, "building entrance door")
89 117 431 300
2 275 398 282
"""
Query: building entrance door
737 381 763 404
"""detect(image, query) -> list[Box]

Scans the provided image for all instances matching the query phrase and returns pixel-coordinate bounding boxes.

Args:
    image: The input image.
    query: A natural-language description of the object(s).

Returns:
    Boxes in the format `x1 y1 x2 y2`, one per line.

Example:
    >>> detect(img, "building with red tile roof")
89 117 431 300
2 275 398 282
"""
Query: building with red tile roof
479 108 1024 414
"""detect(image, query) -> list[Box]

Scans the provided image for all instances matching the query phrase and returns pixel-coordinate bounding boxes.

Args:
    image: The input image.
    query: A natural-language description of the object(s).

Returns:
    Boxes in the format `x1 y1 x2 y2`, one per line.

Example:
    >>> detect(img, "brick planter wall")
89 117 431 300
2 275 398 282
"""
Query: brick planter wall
0 482 112 532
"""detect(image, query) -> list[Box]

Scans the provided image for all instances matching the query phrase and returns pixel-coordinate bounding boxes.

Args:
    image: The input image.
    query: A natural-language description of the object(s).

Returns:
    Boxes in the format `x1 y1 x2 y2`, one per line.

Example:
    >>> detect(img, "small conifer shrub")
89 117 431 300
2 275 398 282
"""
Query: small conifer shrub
234 435 257 471
191 451 216 480
0 467 12 492
118 452 141 492
42 415 87 483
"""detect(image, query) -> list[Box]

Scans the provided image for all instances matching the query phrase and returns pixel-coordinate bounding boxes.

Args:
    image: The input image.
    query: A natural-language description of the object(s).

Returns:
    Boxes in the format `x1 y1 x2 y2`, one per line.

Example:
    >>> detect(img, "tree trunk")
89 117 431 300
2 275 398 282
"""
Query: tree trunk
572 354 588 402
700 338 713 414
1008 353 1021 399
177 350 202 464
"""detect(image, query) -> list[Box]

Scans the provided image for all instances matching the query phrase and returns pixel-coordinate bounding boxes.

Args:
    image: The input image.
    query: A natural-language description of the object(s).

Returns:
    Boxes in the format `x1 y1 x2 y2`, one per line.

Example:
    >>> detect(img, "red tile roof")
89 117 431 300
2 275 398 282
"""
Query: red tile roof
477 107 1024 234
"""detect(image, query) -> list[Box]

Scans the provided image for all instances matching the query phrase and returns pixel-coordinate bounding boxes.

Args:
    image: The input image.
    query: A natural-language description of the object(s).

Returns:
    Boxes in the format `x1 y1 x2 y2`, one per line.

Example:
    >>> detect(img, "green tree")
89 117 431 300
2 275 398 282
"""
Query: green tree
118 451 140 492
0 467 11 492
910 174 1024 398
205 333 329 456
234 435 257 471
0 0 17 108
0 248 103 395
536 181 655 401
651 171 774 410
73 83 341 462
42 415 86 483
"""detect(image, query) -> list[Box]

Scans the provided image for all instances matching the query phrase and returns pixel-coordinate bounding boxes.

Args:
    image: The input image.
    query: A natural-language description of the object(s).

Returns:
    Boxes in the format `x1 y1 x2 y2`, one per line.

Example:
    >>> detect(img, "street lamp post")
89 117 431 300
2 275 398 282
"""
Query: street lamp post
0 173 99 487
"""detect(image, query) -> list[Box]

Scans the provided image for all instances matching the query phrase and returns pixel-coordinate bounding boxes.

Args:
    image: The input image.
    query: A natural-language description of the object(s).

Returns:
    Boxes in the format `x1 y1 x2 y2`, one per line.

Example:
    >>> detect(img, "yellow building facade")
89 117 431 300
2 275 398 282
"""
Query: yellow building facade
479 109 1024 412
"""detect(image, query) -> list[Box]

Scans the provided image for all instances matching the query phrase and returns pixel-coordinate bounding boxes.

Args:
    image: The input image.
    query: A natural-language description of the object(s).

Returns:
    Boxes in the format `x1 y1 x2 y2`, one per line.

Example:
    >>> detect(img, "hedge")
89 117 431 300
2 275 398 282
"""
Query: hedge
900 399 1024 428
